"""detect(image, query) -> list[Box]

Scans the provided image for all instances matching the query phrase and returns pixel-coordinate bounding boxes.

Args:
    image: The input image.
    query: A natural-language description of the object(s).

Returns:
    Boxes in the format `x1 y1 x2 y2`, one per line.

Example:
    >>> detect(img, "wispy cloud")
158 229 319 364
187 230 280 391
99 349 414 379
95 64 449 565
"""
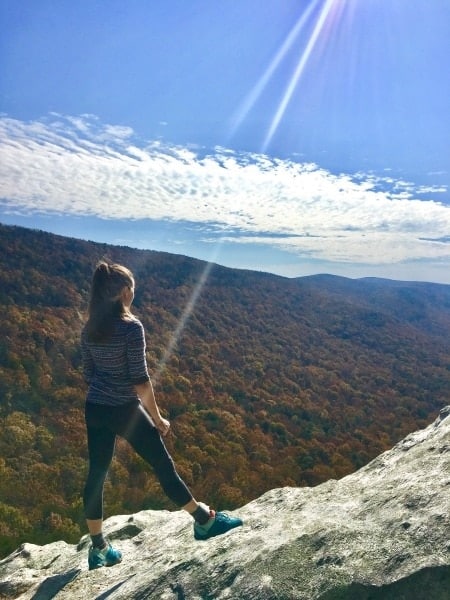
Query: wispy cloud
0 114 449 265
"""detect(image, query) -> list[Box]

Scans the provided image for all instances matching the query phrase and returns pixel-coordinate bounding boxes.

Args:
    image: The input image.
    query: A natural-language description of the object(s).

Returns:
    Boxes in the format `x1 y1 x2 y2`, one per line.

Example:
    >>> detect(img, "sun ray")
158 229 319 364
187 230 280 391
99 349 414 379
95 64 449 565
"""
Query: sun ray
229 0 322 138
152 252 218 383
262 0 338 152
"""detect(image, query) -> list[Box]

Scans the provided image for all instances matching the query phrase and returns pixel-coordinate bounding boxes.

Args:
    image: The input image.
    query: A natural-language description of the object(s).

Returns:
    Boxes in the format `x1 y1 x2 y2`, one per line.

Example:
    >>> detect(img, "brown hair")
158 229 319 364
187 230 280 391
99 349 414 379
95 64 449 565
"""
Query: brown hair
85 261 135 342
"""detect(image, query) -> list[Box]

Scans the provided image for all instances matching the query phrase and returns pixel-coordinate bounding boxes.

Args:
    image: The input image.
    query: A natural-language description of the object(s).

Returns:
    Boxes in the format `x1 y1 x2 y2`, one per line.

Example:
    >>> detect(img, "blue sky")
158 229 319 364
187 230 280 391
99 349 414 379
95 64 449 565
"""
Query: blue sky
1 0 450 283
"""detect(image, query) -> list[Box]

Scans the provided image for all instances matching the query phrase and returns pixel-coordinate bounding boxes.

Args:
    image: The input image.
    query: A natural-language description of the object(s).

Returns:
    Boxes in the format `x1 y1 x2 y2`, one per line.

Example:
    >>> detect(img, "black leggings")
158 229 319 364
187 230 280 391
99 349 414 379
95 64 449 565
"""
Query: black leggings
83 400 193 520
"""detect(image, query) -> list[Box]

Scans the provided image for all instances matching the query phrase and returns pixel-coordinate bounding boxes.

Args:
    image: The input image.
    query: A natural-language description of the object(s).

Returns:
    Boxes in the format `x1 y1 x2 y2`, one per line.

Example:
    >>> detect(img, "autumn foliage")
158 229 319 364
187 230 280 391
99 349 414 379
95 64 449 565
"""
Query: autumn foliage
1 223 449 557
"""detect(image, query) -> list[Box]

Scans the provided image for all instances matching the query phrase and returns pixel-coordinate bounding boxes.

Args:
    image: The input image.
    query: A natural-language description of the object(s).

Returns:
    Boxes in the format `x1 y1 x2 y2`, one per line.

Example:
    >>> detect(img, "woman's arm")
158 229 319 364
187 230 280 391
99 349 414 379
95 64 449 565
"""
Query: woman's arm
134 380 170 436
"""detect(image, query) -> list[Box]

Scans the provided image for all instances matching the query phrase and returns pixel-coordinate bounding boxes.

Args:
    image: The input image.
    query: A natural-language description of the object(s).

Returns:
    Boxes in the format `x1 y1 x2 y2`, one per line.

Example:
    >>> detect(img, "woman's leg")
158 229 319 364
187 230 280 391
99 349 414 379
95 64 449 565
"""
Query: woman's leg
83 404 123 569
83 420 117 526
118 402 195 507
85 401 242 544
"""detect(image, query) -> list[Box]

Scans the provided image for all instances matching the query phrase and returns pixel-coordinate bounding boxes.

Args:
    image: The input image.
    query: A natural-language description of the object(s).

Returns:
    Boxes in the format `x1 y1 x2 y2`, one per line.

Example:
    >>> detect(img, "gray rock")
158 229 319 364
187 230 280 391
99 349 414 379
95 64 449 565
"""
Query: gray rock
0 407 449 600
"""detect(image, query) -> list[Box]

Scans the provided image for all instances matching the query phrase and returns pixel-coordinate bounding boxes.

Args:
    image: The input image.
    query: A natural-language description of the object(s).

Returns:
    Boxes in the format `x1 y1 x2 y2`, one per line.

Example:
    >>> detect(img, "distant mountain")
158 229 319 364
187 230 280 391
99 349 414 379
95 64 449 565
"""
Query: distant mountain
1 222 450 556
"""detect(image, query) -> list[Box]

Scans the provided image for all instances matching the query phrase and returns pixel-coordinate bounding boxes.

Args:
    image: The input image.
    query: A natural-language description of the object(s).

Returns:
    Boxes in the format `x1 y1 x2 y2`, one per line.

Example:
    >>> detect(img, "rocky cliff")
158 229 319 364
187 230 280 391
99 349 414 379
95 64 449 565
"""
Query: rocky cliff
0 407 449 600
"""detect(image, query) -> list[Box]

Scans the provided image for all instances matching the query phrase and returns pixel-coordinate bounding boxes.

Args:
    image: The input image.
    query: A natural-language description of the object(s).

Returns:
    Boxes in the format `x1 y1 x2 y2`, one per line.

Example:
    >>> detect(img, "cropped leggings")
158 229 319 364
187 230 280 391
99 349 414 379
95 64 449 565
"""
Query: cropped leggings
83 400 193 520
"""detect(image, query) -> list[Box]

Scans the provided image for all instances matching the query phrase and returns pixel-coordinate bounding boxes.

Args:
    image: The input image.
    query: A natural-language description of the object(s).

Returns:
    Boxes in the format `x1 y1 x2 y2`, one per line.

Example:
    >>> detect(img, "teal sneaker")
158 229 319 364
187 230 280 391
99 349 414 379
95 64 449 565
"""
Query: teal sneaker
194 511 243 541
88 542 122 570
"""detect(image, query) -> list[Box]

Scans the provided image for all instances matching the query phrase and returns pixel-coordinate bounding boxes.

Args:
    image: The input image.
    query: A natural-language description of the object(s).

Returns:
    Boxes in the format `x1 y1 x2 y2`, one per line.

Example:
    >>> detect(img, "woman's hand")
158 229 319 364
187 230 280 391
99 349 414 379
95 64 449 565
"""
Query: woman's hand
135 381 170 437
155 417 170 437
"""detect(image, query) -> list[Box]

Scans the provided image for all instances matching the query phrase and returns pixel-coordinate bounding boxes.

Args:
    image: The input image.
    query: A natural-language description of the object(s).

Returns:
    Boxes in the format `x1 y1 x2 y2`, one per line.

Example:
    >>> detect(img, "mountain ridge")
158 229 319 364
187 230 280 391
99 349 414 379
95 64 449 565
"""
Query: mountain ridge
0 222 449 558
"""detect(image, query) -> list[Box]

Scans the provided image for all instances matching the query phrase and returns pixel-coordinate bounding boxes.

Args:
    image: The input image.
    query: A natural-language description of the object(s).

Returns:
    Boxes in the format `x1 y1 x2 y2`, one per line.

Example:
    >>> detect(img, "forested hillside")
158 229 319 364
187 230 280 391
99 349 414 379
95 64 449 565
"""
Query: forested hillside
1 222 450 557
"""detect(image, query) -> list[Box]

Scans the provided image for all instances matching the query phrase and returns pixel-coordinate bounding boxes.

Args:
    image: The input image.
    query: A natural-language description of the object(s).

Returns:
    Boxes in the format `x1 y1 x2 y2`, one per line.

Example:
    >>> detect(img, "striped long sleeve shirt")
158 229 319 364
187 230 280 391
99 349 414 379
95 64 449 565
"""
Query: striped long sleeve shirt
81 317 150 406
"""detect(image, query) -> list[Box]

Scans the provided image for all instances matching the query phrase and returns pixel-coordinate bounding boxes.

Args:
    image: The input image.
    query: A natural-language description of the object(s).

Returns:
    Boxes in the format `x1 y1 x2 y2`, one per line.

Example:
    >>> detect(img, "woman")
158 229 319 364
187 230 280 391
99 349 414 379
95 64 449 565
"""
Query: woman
81 261 242 570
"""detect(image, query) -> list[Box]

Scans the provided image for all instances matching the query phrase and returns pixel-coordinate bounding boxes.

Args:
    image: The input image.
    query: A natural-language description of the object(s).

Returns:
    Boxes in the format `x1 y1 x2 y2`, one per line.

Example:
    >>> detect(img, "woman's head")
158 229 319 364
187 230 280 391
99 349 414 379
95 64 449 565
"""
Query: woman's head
86 261 135 342
91 261 134 305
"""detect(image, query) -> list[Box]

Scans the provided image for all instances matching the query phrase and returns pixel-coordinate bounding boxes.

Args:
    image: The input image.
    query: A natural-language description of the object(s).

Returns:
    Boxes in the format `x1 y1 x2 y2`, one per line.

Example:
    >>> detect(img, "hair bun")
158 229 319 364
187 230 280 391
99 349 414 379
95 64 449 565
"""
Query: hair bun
96 261 110 274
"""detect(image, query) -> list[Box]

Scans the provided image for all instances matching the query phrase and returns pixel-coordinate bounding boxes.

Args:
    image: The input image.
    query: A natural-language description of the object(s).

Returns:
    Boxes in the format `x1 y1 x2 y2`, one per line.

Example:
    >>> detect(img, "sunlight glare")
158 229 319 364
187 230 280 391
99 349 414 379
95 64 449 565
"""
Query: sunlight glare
229 0 321 138
153 256 216 383
262 0 338 151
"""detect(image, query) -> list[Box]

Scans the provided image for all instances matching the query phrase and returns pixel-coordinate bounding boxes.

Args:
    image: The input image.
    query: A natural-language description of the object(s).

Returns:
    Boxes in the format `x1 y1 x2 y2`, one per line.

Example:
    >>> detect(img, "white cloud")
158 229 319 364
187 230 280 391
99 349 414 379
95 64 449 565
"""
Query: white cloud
0 114 449 265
